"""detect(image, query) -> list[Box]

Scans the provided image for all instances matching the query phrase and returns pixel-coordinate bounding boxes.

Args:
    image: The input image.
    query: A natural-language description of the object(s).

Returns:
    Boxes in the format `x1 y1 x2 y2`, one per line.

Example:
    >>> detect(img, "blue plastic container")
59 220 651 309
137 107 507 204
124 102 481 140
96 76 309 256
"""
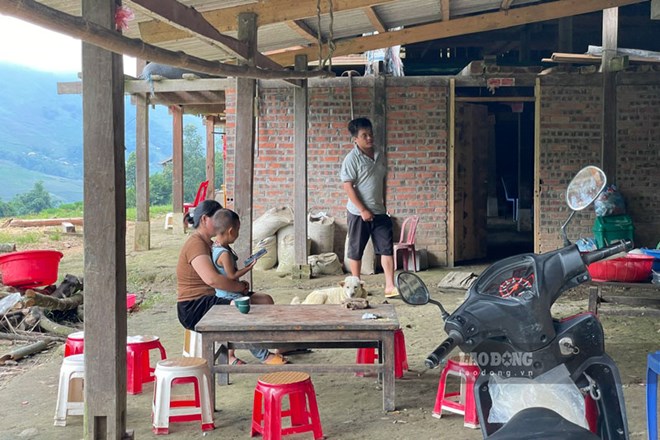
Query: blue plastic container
641 248 660 272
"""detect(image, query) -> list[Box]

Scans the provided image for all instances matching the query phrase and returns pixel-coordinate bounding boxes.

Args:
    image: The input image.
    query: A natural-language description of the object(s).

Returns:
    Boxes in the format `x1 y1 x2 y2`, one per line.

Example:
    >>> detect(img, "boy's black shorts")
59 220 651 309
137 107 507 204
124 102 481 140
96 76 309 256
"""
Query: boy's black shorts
346 212 393 260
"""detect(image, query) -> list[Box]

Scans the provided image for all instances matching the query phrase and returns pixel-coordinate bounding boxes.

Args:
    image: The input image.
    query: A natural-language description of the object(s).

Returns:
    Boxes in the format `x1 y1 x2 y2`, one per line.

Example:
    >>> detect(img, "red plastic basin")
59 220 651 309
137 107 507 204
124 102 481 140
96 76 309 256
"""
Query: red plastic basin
0 250 64 288
588 255 654 282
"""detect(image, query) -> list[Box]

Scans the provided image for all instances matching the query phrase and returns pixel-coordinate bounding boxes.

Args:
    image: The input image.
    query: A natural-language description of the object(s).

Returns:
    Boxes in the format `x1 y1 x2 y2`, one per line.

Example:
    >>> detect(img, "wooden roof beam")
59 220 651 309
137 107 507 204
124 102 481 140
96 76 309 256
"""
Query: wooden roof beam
0 0 330 80
286 20 318 43
501 0 515 10
363 6 387 33
130 0 283 71
139 0 393 44
441 0 450 21
270 0 647 66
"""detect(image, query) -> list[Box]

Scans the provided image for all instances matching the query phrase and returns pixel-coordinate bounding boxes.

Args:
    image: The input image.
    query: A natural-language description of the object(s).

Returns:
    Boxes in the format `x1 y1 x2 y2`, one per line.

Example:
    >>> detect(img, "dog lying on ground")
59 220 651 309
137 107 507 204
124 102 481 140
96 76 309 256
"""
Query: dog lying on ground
291 275 368 305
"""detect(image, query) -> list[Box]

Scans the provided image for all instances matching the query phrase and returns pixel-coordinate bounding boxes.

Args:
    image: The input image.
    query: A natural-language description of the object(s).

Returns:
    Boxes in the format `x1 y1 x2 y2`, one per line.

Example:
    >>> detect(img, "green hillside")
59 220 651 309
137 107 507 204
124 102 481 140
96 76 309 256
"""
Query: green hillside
0 62 205 203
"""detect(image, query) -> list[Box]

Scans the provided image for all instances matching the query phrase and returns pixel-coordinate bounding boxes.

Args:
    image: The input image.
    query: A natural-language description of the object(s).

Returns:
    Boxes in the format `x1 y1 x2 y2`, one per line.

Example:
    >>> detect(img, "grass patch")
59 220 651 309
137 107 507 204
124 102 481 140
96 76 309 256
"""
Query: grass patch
0 230 41 245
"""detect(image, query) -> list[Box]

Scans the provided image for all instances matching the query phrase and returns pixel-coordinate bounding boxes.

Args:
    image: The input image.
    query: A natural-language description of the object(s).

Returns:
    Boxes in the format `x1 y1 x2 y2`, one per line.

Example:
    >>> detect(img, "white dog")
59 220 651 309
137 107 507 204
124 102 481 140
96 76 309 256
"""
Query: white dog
291 275 368 305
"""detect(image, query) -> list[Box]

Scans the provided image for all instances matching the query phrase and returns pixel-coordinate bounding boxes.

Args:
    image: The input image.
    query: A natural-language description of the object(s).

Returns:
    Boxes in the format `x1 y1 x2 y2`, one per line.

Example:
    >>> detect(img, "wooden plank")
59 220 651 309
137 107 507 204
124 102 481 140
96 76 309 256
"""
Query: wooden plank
138 0 393 44
286 20 318 43
171 105 184 215
234 13 257 285
130 0 284 72
601 295 660 308
205 115 216 201
653 0 660 19
455 96 535 102
601 7 618 183
533 78 541 253
197 304 398 331
363 6 387 33
58 78 232 95
134 92 150 251
0 0 328 80
270 0 647 66
441 0 450 21
81 0 127 437
293 55 309 267
8 218 83 227
447 78 455 268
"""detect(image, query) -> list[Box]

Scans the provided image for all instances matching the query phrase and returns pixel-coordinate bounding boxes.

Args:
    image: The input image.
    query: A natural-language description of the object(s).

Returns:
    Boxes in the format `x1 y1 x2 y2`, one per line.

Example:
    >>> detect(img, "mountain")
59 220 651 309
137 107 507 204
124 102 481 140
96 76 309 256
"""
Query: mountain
0 62 205 204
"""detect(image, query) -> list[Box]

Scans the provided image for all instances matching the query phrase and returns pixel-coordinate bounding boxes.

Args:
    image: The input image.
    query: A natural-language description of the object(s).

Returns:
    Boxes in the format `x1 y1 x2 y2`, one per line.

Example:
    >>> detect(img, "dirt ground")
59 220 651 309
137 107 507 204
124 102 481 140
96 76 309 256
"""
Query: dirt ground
0 216 657 439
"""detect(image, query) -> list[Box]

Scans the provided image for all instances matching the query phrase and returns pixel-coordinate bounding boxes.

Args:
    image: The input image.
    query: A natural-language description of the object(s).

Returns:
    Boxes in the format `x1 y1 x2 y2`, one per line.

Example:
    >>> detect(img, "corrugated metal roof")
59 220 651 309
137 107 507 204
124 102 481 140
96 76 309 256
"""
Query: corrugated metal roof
30 0 612 68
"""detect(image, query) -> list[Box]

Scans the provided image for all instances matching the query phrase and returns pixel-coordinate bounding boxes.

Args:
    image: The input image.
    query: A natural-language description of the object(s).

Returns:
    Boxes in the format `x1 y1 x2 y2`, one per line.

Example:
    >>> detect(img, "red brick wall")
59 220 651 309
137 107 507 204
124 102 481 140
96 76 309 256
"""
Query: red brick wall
225 77 450 265
537 75 603 253
616 79 660 247
225 72 660 267
538 72 660 251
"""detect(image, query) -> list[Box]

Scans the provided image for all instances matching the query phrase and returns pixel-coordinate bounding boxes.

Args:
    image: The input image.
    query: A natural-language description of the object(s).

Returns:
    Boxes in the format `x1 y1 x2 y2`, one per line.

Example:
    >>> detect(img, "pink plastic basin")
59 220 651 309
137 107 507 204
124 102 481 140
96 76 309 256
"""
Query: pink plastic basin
588 255 653 282
0 250 63 288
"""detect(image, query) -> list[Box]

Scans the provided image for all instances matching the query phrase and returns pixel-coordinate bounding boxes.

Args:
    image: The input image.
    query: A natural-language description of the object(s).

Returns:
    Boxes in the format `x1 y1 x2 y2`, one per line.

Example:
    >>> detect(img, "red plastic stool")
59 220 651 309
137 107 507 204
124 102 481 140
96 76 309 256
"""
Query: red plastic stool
433 354 480 429
356 328 408 378
64 331 85 357
127 335 167 395
251 371 323 440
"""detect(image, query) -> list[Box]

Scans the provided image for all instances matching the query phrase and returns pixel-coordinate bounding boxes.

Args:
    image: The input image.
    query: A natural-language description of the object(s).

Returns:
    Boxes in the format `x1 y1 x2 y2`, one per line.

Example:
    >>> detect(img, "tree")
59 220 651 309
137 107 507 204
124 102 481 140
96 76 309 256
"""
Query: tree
12 181 54 215
0 199 15 217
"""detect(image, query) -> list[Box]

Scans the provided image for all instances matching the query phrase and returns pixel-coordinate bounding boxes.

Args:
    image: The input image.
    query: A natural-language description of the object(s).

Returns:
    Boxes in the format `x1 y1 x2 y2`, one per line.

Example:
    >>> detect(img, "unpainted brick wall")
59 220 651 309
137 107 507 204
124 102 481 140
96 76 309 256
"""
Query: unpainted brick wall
538 72 660 251
225 77 450 266
225 72 660 267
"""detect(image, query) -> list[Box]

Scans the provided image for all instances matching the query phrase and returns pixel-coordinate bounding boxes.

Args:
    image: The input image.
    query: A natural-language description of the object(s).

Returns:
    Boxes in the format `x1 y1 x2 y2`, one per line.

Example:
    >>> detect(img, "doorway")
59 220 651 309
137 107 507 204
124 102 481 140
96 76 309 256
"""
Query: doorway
450 86 535 266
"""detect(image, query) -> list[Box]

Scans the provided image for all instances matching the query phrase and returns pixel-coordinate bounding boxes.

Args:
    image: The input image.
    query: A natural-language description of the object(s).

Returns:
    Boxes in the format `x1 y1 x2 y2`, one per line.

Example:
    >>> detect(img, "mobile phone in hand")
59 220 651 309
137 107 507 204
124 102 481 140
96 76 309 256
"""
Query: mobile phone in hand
244 248 267 266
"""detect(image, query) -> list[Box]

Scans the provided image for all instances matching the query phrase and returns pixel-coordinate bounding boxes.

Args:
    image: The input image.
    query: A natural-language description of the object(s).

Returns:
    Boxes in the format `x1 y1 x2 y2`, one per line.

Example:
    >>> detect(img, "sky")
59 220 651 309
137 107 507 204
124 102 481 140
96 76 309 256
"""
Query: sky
0 14 136 74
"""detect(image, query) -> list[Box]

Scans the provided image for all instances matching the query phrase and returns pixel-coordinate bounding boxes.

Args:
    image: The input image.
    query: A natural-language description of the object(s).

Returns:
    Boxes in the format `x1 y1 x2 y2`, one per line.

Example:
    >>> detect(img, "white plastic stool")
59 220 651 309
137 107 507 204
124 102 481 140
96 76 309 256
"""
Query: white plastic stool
54 354 85 427
182 329 202 357
164 213 174 230
152 357 215 435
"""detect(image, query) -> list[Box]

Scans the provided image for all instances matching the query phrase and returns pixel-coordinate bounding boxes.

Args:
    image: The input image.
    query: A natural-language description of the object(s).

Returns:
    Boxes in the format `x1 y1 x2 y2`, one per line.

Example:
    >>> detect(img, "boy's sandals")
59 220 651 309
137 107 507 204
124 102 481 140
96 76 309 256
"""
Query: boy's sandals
384 287 400 299
230 357 246 366
262 353 289 365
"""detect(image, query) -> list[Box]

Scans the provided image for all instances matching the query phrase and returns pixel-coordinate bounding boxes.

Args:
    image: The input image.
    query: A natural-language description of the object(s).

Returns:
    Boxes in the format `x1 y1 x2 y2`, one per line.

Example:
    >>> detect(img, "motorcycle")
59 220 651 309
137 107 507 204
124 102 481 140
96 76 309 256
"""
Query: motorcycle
396 166 632 440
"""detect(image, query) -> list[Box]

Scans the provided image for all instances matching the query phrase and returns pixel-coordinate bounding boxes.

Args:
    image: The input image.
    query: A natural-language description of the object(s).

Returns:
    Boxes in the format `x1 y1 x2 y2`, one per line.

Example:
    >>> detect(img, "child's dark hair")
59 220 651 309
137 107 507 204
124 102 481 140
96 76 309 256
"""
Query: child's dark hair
212 208 240 234
348 117 372 137
184 199 222 228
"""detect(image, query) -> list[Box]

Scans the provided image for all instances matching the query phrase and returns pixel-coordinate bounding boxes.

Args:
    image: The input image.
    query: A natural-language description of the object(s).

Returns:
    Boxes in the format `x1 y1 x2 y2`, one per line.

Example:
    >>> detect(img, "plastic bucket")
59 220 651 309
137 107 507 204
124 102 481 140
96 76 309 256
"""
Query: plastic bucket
0 250 63 288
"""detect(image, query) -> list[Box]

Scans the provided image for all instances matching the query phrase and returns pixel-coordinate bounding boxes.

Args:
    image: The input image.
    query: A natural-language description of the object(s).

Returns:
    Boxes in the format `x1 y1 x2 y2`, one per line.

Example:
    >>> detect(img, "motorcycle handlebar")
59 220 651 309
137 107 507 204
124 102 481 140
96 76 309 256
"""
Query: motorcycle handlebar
580 240 633 266
425 330 464 369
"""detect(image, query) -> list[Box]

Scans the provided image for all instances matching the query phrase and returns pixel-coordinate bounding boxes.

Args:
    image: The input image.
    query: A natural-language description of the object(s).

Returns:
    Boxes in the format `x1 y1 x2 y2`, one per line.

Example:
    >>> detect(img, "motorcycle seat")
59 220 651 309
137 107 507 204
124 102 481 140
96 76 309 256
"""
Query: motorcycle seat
487 407 600 440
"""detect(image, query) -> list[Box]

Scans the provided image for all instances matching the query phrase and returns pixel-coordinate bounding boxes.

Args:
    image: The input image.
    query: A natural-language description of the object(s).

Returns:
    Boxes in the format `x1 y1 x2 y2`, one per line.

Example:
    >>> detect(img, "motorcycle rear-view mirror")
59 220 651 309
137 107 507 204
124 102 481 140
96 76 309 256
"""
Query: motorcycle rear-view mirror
396 271 430 305
566 165 607 211
561 165 607 246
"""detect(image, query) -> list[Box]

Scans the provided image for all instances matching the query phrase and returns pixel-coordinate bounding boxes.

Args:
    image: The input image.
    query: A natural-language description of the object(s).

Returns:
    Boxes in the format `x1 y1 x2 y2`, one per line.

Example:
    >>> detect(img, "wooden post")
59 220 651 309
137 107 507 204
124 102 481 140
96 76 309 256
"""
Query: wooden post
652 0 660 19
601 7 618 182
171 105 185 233
81 0 129 437
293 55 309 275
234 12 257 284
558 17 573 52
205 115 216 202
447 78 456 268
534 78 541 254
134 91 150 251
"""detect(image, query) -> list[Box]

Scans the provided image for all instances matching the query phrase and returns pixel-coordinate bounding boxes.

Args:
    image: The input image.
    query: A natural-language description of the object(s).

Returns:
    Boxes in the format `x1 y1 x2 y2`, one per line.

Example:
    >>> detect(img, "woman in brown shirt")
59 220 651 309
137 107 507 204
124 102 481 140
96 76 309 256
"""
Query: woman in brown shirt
176 199 287 365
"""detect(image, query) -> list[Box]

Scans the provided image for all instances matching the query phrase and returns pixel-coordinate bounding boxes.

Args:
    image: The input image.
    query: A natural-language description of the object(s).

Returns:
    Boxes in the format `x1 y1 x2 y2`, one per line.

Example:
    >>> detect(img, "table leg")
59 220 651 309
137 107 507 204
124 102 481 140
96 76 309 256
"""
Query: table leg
382 331 396 412
217 342 229 386
588 285 600 315
201 335 216 412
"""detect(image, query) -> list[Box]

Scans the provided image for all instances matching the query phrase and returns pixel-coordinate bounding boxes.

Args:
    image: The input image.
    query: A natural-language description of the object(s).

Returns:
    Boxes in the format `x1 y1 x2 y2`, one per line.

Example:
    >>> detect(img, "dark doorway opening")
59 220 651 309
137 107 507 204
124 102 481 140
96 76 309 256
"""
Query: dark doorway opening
453 91 535 266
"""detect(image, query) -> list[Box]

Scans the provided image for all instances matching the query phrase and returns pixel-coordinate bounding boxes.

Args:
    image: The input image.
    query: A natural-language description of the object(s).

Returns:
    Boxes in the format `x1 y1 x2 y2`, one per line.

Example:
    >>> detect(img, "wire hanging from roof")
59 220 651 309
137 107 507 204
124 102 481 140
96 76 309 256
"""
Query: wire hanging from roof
316 0 336 72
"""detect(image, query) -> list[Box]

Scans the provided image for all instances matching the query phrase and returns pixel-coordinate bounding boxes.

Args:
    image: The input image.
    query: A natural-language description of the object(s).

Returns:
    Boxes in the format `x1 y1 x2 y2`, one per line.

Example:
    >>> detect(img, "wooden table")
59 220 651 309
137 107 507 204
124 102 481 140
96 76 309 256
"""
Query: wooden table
588 281 660 316
195 304 400 411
